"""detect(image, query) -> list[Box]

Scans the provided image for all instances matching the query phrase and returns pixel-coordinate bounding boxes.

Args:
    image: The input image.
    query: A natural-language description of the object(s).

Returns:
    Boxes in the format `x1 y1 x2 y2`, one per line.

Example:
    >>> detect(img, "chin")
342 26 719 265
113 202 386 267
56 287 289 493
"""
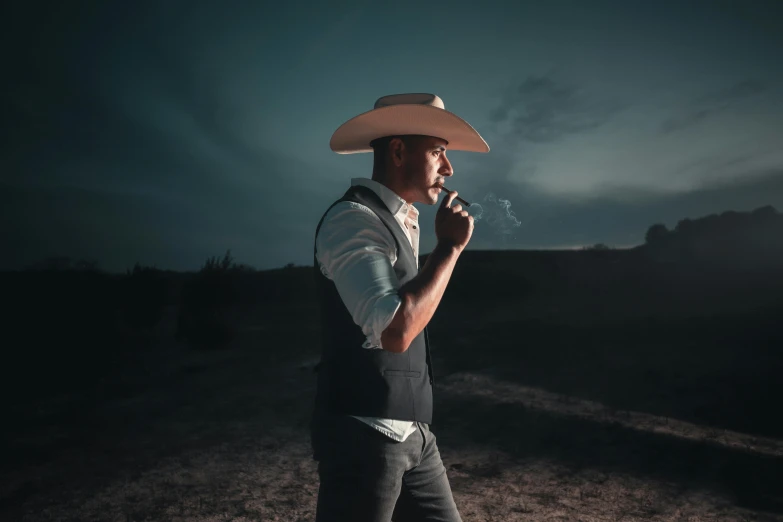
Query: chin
425 187 438 205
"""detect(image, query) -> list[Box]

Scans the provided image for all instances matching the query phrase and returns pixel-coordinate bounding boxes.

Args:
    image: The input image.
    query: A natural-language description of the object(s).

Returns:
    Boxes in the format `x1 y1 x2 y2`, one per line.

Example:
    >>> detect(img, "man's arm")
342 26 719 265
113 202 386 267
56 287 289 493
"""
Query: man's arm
316 201 404 350
380 242 461 353
381 191 473 353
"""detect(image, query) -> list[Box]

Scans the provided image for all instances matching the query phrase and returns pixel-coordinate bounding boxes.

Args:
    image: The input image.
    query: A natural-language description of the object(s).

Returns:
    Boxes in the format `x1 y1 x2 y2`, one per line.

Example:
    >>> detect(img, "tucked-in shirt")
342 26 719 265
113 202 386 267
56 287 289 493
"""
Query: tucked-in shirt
315 177 420 442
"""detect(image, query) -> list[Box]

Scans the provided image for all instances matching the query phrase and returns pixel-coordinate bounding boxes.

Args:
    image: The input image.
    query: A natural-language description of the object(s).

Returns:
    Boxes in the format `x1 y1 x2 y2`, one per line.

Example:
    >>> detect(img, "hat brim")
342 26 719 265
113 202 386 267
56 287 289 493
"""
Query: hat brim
330 104 490 154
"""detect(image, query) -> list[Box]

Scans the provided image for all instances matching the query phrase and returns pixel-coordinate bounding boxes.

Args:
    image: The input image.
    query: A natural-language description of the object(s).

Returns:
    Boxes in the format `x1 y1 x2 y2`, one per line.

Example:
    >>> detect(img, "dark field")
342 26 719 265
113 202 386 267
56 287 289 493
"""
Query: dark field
1 245 782 521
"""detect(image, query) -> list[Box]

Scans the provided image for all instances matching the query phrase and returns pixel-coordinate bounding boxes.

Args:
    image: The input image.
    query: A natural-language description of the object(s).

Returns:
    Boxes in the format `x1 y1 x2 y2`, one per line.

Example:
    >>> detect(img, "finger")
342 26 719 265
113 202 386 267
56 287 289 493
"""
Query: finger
451 204 463 213
460 210 469 217
441 190 457 209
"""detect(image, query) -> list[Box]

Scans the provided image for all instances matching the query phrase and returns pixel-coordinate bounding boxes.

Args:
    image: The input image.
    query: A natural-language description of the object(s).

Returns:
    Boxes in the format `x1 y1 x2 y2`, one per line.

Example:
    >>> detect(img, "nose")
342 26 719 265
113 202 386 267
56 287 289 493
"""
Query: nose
441 154 454 177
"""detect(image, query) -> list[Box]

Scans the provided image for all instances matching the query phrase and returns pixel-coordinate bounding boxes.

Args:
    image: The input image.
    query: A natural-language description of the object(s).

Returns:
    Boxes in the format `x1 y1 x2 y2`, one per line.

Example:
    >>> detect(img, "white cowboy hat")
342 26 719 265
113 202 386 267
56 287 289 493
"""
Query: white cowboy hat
329 93 490 154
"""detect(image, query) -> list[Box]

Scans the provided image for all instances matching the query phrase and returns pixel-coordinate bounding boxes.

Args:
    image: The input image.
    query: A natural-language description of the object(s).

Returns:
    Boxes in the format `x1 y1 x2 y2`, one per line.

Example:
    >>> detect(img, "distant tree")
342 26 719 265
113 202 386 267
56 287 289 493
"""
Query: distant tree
751 205 778 219
674 218 693 236
645 223 669 245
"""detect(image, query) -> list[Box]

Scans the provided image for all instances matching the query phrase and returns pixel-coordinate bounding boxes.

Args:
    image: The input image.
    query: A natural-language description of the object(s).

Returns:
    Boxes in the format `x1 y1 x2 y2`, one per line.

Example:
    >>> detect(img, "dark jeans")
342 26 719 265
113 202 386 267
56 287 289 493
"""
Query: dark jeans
311 414 462 522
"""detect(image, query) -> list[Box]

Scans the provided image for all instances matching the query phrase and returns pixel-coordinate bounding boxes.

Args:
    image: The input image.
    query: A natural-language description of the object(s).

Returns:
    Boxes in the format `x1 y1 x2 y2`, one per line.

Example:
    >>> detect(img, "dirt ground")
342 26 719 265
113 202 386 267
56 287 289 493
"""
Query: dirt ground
3 300 783 522
2 258 783 522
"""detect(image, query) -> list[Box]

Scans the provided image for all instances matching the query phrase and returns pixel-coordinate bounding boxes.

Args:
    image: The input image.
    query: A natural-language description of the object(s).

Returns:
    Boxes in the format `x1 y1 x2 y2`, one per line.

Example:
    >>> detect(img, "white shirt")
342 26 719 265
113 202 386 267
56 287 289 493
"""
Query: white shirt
315 177 420 442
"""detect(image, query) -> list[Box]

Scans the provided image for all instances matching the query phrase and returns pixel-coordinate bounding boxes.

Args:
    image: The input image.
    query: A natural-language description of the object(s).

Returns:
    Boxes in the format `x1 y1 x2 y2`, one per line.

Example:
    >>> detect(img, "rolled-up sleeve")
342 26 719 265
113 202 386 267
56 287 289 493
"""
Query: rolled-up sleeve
315 202 402 350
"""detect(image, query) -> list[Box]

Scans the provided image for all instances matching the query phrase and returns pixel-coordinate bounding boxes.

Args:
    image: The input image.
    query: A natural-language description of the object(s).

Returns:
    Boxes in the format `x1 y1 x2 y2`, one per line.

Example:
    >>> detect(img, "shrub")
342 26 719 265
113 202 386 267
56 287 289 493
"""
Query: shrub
645 224 669 245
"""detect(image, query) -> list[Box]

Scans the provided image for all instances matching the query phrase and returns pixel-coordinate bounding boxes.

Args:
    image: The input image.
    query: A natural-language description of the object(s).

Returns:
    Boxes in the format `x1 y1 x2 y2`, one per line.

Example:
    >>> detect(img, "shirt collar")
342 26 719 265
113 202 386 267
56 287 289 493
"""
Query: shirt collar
351 178 417 221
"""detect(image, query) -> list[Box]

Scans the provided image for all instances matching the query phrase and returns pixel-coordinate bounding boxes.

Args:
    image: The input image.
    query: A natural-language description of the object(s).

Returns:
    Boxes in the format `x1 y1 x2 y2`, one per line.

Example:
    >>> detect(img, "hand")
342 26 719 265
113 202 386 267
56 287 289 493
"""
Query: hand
435 190 473 251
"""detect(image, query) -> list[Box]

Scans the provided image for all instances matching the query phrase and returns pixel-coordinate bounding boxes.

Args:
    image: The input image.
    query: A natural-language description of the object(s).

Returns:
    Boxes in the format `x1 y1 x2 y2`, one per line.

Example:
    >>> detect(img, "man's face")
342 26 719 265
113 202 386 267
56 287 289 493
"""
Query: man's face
396 135 453 205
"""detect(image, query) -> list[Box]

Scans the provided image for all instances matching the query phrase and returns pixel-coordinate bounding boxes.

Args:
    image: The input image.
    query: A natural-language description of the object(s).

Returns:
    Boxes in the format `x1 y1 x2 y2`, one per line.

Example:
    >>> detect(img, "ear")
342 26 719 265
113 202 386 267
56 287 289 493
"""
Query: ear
389 137 406 167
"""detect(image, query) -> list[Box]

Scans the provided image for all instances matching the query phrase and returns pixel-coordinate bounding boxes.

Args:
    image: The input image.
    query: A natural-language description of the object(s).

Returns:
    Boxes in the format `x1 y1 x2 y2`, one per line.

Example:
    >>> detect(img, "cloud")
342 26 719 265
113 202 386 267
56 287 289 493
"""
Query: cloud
462 73 632 200
488 73 625 144
660 79 767 134
464 74 783 202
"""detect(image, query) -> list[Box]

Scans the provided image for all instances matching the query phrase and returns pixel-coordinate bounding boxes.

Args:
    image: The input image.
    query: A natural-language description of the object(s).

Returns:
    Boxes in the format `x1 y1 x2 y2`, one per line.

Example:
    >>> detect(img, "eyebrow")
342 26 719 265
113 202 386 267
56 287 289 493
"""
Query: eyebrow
433 145 447 152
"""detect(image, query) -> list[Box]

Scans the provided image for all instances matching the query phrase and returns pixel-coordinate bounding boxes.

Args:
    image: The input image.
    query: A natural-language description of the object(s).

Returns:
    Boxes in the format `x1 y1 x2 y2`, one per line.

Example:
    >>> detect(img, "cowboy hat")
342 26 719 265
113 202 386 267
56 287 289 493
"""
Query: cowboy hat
329 93 490 154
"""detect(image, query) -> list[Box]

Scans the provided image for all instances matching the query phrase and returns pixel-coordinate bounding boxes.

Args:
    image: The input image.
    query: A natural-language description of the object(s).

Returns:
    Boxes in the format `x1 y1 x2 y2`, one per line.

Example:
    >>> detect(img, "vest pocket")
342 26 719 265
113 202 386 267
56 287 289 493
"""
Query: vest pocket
383 370 421 378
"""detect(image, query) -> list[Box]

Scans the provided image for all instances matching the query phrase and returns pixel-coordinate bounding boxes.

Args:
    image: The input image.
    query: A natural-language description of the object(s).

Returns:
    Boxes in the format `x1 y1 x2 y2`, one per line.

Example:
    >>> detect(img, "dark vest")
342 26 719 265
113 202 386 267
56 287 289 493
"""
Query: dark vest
312 184 434 424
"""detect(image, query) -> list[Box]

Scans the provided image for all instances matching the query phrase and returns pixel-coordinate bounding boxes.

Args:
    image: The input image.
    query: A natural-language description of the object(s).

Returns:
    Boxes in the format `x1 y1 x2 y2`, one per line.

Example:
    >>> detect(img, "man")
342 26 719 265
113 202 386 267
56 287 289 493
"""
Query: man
311 93 489 521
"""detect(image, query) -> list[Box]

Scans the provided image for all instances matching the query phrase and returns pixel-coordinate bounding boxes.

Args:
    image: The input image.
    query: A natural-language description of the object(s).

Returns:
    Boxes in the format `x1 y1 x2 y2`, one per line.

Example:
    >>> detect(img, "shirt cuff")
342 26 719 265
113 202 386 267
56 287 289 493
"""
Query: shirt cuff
362 292 402 350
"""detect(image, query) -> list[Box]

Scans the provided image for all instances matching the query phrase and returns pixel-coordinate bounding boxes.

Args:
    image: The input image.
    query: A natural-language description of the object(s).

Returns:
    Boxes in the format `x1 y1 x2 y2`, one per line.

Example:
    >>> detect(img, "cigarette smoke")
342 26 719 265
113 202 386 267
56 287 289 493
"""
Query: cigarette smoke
469 193 522 240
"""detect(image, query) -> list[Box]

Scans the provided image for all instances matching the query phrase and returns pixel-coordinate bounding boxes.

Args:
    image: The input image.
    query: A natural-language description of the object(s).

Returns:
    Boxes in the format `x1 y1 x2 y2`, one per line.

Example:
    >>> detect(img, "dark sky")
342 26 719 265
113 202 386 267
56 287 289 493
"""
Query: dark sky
3 0 783 272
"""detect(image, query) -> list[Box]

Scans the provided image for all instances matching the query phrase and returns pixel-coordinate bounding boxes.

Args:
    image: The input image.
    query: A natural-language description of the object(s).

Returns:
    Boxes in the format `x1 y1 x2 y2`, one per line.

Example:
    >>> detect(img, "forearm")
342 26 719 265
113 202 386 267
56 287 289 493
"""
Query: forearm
381 242 462 353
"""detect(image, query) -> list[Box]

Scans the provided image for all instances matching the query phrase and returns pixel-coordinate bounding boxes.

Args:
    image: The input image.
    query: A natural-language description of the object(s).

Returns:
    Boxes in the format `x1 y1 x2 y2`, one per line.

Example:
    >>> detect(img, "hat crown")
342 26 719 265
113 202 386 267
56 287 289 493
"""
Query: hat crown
373 93 445 110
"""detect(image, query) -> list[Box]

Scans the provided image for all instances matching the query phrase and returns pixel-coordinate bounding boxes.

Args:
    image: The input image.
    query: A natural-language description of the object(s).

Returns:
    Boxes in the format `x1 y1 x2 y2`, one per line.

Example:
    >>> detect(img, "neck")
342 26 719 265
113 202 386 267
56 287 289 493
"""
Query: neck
372 169 413 204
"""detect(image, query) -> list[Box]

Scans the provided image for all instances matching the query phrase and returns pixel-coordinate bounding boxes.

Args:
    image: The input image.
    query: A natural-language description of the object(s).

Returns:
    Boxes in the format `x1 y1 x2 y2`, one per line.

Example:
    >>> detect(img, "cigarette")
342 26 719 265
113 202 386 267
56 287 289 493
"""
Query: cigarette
438 185 471 207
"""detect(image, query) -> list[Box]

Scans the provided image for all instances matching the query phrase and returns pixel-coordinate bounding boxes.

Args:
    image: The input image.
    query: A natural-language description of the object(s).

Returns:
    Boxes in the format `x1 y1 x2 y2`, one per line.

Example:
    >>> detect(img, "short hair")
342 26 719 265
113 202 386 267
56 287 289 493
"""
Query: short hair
371 135 425 172
371 135 401 172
